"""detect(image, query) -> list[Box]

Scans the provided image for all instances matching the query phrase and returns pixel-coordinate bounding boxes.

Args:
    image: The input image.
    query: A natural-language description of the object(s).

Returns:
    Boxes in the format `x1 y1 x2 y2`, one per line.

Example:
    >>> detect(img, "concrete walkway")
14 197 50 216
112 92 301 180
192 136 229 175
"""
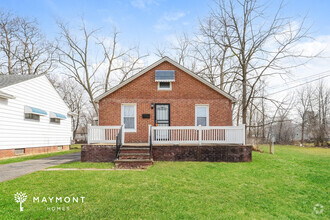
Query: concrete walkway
0 152 81 182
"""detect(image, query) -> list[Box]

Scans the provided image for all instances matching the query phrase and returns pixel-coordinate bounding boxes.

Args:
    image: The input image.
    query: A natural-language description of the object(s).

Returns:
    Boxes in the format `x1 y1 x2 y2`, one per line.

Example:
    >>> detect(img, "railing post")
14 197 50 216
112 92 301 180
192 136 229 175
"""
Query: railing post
198 125 202 146
148 125 151 145
87 124 91 144
121 124 125 145
242 124 246 145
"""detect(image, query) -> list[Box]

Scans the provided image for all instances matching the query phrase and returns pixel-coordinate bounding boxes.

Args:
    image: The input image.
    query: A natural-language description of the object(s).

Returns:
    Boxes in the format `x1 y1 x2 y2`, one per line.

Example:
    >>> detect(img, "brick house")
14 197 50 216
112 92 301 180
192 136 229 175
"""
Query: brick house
95 57 235 143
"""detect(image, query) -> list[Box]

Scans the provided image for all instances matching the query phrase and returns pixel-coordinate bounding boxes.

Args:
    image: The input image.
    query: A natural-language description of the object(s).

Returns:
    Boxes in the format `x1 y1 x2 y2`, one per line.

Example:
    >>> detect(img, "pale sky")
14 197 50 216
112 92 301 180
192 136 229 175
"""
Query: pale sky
1 0 329 100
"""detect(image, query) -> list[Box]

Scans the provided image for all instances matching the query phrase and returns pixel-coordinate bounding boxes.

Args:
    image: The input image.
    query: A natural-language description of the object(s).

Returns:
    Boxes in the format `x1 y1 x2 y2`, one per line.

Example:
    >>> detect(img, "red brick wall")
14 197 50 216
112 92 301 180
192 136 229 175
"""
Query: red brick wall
99 61 233 143
0 145 70 159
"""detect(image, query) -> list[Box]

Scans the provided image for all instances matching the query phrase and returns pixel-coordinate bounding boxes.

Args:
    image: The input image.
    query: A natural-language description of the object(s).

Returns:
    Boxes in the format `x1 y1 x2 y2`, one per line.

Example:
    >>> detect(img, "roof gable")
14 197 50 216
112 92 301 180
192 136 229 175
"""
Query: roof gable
0 74 43 89
95 57 235 102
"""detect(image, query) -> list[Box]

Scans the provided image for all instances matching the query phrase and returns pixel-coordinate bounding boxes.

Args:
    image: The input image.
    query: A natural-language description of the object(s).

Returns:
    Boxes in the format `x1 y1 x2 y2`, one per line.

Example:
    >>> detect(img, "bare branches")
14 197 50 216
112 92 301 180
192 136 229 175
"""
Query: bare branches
56 20 148 115
0 9 54 75
98 29 148 91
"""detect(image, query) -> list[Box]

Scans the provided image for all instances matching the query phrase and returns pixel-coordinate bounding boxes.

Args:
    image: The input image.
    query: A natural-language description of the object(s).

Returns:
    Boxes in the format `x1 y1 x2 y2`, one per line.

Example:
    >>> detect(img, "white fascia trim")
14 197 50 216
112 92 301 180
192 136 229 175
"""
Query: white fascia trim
0 90 15 99
95 57 236 102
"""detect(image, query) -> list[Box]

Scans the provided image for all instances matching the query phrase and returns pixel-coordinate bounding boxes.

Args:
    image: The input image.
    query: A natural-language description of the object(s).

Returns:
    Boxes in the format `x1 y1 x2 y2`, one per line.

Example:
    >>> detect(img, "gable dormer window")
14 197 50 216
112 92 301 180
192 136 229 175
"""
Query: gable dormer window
155 70 175 91
158 82 172 90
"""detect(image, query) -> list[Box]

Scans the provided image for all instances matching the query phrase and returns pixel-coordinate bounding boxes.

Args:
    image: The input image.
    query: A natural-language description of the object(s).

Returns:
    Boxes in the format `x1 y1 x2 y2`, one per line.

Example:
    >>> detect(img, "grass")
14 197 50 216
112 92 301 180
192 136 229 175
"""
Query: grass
0 145 329 219
70 144 83 149
49 161 114 169
0 149 80 165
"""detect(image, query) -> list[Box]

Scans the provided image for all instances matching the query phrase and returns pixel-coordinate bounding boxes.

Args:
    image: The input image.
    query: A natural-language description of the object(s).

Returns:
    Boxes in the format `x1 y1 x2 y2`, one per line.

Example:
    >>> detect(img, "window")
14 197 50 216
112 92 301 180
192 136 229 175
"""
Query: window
25 113 40 121
158 82 172 90
121 104 137 132
195 105 209 126
15 148 25 156
50 118 61 124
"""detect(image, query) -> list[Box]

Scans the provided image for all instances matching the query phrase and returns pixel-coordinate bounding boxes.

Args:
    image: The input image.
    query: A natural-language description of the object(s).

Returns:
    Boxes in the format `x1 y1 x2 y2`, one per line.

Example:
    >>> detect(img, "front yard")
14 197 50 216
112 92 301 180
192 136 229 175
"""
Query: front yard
0 145 328 219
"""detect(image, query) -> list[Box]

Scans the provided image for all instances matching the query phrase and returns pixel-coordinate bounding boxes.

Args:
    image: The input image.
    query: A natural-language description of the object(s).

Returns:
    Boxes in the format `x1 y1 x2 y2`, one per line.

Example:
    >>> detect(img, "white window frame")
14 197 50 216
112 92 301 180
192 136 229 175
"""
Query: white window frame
121 103 137 132
195 104 209 126
157 82 172 91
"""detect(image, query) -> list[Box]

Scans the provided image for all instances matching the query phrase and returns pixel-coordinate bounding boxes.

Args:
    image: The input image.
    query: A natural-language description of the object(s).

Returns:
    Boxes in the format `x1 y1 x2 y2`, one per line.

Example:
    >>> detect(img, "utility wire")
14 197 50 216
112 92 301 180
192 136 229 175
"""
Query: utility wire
267 74 330 96
267 70 330 90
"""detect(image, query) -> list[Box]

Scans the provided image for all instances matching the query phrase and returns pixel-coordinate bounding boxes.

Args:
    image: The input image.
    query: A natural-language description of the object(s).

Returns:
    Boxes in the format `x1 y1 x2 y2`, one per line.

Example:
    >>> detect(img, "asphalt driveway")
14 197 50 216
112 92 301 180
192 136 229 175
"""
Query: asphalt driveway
0 152 81 182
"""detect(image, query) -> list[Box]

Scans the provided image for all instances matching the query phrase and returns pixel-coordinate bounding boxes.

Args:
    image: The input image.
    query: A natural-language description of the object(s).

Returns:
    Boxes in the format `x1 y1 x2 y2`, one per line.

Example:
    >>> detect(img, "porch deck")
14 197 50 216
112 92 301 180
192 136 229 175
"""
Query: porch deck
84 125 250 168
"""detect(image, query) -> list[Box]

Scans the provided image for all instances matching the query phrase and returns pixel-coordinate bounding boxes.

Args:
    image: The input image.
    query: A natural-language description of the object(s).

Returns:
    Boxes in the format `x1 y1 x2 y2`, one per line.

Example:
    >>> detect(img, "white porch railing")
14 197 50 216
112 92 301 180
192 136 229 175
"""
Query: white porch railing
87 125 124 144
150 125 245 145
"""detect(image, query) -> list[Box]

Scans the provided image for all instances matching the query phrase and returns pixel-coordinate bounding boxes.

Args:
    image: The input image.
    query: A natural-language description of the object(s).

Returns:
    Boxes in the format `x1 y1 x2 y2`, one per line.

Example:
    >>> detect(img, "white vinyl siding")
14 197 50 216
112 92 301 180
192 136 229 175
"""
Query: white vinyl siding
0 76 72 149
195 105 209 126
121 103 137 132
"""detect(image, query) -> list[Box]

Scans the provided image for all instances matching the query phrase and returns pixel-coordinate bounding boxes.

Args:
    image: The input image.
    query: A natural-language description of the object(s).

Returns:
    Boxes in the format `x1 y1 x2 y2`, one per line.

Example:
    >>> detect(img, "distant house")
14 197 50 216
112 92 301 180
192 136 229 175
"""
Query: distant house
95 57 235 143
75 126 87 143
0 74 72 159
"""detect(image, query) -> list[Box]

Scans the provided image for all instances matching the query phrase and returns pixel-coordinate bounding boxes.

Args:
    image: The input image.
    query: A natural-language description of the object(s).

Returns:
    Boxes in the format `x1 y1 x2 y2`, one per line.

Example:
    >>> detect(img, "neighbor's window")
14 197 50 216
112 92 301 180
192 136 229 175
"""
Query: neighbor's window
158 82 171 90
195 105 209 126
25 113 40 121
121 104 137 132
50 118 61 124
15 148 25 155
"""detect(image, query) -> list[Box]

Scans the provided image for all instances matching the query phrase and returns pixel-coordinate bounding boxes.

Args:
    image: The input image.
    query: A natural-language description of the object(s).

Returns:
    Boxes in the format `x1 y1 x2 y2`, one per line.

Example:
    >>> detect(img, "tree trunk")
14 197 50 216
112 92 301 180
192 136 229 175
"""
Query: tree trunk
242 67 247 125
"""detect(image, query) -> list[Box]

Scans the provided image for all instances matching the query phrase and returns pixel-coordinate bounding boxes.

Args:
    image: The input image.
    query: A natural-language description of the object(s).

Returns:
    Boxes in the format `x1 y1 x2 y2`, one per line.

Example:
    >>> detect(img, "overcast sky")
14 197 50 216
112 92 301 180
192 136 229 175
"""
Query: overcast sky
1 0 330 99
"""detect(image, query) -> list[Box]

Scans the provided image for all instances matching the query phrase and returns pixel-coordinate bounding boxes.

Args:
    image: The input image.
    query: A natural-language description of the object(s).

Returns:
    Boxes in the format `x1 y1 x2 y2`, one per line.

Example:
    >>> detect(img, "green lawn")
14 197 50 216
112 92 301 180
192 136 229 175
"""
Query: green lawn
0 149 80 165
0 145 329 219
49 161 114 169
70 144 83 149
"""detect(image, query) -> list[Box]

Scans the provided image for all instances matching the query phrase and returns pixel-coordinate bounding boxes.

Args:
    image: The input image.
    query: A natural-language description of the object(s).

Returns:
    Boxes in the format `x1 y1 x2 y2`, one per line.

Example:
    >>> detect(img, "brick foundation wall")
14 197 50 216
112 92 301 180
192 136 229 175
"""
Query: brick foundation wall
81 145 116 162
0 145 70 159
152 145 252 162
99 61 233 143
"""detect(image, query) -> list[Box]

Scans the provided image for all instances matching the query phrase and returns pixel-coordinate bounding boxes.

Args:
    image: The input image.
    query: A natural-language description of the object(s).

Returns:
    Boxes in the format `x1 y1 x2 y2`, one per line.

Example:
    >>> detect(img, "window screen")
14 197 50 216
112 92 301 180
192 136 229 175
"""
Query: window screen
122 105 136 130
196 106 208 126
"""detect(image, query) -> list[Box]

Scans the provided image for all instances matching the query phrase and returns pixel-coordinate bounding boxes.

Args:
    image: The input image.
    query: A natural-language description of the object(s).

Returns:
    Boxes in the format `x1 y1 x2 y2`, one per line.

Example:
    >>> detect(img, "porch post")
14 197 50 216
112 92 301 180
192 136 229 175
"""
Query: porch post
198 125 202 146
87 124 91 144
148 125 151 145
242 124 246 145
121 124 125 145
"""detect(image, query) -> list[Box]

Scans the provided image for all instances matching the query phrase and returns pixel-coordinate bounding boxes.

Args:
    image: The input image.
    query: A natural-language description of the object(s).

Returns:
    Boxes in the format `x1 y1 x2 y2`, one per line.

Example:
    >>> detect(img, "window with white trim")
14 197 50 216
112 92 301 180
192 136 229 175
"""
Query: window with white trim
195 105 209 126
158 82 172 90
121 104 137 132
25 113 40 121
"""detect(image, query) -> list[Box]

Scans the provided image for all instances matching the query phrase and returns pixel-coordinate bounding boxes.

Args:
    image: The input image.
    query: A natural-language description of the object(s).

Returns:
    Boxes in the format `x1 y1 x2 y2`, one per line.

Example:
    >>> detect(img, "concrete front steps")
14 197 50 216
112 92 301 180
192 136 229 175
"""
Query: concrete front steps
115 145 153 169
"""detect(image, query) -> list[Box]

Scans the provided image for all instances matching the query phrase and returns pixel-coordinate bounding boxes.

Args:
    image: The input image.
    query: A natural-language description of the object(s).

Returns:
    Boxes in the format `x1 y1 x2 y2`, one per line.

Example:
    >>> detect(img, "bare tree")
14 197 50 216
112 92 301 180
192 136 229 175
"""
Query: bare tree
308 81 329 146
205 0 314 125
56 21 103 115
98 28 147 92
296 85 313 145
15 18 55 75
0 10 19 74
0 9 54 75
49 74 86 141
57 20 147 115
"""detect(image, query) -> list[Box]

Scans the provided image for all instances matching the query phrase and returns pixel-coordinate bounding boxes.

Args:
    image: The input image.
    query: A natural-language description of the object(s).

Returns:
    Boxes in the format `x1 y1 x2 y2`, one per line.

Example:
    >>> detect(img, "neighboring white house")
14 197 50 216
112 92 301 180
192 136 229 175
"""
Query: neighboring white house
0 74 72 158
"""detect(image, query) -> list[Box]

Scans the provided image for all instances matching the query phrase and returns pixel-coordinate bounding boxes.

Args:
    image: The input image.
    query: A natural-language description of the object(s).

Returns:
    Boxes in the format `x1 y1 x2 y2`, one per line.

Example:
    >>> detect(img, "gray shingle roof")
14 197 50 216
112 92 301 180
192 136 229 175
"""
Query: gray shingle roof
0 74 42 89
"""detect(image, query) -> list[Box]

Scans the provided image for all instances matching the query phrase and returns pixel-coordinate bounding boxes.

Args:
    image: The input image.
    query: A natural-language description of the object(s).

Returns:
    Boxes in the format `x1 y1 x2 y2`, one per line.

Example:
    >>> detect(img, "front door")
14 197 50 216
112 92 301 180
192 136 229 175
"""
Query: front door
155 104 170 140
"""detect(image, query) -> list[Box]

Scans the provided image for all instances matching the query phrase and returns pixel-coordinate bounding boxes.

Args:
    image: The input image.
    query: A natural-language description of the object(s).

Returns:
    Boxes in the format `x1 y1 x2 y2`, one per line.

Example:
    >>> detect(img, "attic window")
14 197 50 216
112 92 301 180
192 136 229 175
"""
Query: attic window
158 82 172 90
155 70 175 82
